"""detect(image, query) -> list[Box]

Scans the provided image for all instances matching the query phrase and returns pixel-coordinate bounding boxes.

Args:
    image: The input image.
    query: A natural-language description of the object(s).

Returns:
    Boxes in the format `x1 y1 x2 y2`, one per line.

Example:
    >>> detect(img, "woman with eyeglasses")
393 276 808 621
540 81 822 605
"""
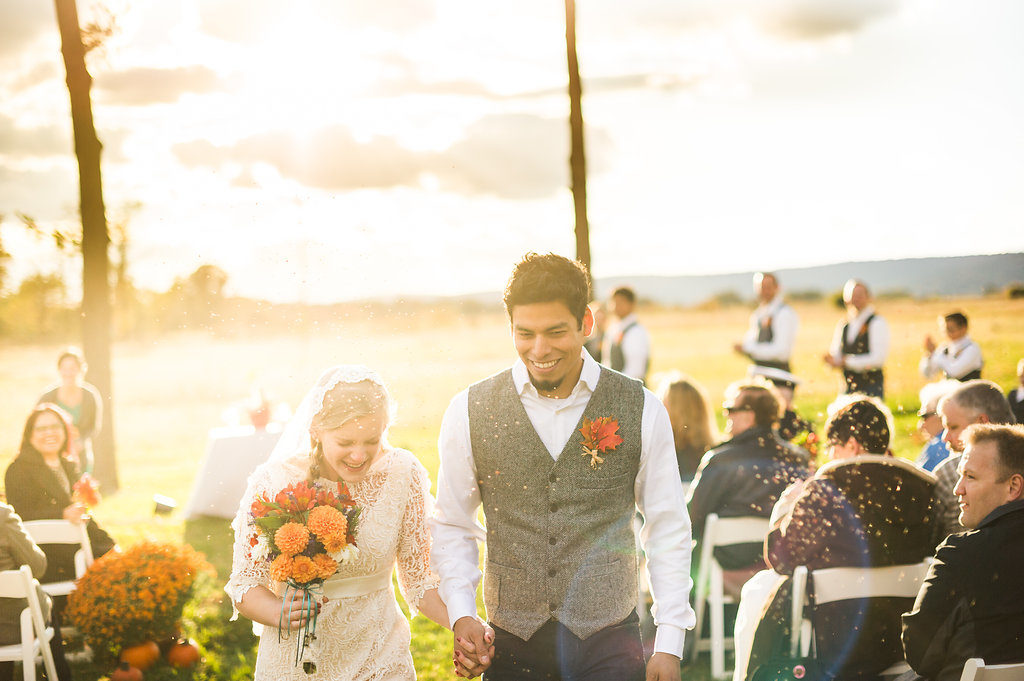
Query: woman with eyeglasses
4 404 115 587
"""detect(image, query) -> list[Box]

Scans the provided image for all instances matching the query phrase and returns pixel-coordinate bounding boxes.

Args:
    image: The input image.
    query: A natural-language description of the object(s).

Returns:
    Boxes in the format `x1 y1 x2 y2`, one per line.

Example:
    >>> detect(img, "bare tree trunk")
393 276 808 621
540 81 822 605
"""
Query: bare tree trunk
565 0 591 273
54 0 118 492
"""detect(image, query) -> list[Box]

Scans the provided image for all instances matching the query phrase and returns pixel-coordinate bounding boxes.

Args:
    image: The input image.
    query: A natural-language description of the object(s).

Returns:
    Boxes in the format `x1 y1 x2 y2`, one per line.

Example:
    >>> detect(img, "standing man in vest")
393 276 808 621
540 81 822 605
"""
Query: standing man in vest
733 272 798 374
823 278 890 399
920 311 983 381
432 253 694 680
603 286 651 384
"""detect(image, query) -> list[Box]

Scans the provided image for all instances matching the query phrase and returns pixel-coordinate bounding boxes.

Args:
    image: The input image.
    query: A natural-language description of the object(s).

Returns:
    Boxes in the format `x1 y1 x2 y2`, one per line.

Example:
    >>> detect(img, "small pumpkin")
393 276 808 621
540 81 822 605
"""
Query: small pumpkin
110 663 143 681
166 638 201 667
120 640 160 671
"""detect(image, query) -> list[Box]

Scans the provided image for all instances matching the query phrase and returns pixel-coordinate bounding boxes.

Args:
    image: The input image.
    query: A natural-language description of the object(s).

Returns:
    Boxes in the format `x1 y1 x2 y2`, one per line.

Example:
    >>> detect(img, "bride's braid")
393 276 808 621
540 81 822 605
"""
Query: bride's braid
308 440 323 483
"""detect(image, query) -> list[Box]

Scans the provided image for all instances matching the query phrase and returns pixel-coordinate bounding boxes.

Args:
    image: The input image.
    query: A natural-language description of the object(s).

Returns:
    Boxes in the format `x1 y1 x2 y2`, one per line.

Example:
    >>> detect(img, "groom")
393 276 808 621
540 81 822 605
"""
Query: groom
431 253 694 680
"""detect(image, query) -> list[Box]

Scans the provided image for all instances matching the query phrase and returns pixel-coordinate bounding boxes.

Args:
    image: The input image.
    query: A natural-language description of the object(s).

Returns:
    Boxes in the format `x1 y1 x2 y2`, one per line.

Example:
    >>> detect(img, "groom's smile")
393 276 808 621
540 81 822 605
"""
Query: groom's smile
511 300 593 400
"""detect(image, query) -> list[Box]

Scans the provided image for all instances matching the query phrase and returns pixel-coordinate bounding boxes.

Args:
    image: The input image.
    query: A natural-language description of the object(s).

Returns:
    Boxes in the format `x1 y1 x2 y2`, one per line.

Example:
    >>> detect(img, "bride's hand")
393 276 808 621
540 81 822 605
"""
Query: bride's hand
452 616 495 677
280 589 322 630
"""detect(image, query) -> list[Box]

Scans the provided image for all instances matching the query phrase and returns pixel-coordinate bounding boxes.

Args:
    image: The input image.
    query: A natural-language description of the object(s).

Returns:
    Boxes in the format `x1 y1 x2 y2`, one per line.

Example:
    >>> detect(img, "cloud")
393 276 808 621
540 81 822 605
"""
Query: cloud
0 164 78 220
0 116 69 159
756 0 904 39
173 114 612 199
95 66 228 105
0 0 52 62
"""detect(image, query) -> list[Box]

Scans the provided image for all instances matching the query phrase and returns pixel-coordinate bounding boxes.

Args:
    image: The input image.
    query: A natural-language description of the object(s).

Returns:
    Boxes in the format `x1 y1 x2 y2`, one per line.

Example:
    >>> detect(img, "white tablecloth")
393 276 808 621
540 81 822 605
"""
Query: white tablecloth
184 426 282 520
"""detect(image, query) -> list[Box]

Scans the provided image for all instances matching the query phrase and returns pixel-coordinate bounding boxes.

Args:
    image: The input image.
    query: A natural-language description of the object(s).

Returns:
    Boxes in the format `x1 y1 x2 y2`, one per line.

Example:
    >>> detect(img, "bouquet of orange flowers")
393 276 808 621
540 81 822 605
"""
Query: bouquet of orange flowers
71 472 101 508
246 480 360 672
66 541 214 665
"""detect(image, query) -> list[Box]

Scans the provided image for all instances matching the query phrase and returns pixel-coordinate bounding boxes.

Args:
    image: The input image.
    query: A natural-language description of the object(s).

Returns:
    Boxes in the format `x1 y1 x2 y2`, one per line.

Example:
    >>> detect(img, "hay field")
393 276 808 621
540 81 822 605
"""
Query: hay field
0 295 1021 678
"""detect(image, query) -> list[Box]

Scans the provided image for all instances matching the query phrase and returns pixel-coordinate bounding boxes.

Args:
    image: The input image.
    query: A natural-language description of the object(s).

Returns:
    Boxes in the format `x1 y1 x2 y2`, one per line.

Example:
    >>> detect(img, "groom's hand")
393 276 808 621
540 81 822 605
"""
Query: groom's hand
646 652 681 681
452 615 494 678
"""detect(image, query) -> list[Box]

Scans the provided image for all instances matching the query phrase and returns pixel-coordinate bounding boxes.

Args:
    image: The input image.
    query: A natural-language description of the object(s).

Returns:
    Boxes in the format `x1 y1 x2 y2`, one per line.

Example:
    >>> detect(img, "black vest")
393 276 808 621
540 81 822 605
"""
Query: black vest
609 321 649 382
754 310 790 372
841 314 884 398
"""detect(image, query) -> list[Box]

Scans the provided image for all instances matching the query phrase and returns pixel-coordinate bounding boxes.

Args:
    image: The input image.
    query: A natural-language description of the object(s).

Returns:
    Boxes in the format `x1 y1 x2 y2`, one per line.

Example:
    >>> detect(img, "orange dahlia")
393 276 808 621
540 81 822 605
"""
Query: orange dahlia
269 554 294 582
307 506 348 540
274 522 310 556
322 534 348 553
290 555 318 584
312 553 338 580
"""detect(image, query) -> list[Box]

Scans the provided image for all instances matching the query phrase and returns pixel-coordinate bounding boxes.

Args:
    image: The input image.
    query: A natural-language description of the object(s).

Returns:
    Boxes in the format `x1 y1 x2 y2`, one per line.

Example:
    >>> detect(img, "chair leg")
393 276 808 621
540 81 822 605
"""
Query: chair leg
710 563 725 679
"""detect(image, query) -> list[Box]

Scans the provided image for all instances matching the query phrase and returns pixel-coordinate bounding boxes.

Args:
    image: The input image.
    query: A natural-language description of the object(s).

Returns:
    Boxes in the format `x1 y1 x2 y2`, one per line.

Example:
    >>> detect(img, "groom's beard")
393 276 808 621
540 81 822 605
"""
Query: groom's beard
530 376 563 394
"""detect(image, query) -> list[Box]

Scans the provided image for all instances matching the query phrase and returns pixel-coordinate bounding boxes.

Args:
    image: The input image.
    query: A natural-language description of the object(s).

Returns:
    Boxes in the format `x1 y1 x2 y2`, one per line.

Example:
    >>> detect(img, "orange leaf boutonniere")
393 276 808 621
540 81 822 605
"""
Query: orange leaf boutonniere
579 416 623 469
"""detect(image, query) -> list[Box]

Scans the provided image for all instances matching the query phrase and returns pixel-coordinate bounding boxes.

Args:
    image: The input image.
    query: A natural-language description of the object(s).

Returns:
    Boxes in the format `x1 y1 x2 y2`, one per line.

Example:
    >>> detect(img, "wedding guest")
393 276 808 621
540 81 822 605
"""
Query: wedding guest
603 286 651 384
747 366 812 445
1008 358 1024 424
823 279 889 399
920 312 983 382
0 501 71 681
742 396 935 681
929 380 1016 546
4 405 116 586
658 372 720 483
915 380 959 472
902 424 1024 681
733 272 798 375
37 347 103 473
687 380 809 595
583 301 607 363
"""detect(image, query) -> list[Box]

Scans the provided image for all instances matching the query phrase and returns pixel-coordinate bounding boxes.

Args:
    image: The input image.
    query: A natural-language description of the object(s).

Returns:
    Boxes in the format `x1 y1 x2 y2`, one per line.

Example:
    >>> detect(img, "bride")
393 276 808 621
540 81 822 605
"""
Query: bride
226 366 478 679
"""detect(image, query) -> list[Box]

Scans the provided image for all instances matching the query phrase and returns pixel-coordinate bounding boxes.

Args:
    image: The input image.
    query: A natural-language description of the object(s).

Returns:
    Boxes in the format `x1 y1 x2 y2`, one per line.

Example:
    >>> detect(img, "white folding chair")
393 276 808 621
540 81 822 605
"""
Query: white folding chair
690 513 771 679
21 520 93 597
789 561 932 676
0 565 60 681
960 658 1024 681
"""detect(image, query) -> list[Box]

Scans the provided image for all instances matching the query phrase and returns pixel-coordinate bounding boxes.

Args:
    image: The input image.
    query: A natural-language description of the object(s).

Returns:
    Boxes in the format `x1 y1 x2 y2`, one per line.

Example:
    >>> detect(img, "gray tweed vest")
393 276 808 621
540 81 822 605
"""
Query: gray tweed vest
468 367 644 640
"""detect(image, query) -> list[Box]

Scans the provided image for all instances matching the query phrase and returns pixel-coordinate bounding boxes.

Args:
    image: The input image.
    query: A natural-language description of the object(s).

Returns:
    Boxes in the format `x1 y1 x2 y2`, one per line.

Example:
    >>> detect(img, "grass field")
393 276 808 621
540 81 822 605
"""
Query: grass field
0 295 1021 680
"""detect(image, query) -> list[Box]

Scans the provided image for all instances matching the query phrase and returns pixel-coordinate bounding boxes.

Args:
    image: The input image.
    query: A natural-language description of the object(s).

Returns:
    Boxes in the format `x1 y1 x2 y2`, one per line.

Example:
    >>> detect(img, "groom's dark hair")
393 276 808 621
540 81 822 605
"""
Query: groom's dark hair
504 252 592 327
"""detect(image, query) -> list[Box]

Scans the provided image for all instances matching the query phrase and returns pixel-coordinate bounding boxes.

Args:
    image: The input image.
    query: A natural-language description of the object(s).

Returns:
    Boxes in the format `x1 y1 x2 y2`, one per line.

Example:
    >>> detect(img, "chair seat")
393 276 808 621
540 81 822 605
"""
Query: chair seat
39 582 75 597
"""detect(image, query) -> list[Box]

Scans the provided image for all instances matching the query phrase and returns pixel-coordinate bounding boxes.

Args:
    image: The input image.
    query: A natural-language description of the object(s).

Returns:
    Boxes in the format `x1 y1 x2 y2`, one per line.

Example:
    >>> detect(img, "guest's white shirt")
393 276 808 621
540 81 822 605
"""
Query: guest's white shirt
602 312 651 380
430 350 696 657
740 295 797 363
920 336 983 380
828 305 890 372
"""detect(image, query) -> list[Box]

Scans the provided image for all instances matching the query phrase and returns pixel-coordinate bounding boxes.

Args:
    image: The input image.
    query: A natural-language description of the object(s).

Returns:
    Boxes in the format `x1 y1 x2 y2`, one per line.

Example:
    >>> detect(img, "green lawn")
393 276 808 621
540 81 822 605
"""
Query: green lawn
0 295 1021 679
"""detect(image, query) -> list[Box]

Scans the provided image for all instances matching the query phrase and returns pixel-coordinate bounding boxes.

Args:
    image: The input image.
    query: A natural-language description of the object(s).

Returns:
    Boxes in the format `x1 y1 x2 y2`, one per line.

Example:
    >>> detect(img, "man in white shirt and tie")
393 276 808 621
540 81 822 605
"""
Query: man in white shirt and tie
823 278 890 399
920 311 983 382
431 252 694 680
733 272 798 374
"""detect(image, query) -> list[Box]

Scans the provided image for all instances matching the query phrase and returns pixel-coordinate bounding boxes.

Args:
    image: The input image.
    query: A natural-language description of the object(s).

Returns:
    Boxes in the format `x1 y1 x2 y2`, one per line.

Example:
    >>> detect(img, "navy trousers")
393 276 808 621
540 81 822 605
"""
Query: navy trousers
484 610 645 681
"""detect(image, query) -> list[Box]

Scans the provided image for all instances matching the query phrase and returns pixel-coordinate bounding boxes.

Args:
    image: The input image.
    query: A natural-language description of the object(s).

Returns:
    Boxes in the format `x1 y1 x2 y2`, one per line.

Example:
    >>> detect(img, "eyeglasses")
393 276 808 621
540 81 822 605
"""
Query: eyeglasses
32 425 64 434
917 410 937 419
723 404 753 415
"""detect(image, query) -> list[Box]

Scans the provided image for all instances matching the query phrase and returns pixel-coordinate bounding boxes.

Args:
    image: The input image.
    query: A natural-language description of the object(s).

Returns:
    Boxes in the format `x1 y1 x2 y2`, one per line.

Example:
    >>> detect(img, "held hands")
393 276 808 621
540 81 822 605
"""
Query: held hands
452 615 495 678
646 652 682 681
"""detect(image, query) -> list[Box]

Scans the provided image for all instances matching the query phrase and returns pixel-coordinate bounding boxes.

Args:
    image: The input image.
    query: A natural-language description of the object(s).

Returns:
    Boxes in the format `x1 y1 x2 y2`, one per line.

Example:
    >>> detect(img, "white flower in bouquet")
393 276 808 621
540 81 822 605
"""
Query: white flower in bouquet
331 544 359 565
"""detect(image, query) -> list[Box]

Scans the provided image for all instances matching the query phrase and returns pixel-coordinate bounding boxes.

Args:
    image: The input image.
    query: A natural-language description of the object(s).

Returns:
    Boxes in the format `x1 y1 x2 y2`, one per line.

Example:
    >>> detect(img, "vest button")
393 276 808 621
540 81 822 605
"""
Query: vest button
548 568 556 578
548 536 556 545
549 503 558 512
548 473 556 483
549 602 557 612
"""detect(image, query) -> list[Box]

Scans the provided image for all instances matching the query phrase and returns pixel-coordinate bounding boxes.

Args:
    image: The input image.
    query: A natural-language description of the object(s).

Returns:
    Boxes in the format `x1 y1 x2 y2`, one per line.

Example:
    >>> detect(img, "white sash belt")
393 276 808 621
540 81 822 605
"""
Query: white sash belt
321 570 392 599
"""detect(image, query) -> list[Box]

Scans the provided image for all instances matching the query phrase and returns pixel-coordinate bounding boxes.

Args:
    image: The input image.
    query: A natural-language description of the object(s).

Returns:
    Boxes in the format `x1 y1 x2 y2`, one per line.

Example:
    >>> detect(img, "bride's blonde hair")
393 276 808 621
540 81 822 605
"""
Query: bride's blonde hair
308 379 393 481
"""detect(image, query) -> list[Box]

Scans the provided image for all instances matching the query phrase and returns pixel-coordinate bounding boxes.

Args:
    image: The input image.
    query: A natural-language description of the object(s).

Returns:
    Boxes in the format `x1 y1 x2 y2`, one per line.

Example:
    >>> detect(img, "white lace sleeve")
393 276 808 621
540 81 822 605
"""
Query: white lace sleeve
224 454 306 621
395 456 441 617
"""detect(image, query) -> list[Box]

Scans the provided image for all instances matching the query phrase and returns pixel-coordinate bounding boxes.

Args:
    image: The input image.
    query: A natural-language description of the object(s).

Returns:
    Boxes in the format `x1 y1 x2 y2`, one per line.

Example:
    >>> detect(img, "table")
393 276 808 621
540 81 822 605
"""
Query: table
184 425 282 520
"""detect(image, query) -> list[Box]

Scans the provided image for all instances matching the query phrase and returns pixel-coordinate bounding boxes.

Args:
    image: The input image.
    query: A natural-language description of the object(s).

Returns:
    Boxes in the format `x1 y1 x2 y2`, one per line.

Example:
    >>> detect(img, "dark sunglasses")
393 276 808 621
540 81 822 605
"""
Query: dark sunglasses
917 410 937 419
723 404 753 414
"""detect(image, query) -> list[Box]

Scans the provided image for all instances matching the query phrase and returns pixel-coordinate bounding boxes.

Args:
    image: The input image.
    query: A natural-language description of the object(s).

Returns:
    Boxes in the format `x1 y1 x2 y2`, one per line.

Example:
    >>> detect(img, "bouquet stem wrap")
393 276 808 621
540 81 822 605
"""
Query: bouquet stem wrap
279 582 322 674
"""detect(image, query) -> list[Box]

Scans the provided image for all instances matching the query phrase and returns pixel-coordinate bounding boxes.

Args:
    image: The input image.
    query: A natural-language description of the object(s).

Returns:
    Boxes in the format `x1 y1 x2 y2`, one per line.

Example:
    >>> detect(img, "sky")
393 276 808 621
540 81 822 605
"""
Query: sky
1 0 1022 303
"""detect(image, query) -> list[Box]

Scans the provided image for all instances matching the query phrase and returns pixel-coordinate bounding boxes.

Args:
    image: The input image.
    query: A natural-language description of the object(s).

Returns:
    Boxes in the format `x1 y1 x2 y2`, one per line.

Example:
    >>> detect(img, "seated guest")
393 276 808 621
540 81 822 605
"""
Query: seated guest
0 501 71 681
930 380 1016 547
658 372 720 483
920 312 983 382
742 396 936 681
915 380 960 472
4 405 115 586
748 366 812 445
1008 358 1024 424
902 424 1024 681
687 379 809 593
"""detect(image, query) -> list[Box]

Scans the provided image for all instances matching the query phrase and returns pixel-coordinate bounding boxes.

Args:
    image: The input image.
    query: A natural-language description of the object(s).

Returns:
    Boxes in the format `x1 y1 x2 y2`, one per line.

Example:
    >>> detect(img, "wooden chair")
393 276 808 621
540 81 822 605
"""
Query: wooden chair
21 520 93 597
0 566 60 681
959 658 1024 681
690 513 771 679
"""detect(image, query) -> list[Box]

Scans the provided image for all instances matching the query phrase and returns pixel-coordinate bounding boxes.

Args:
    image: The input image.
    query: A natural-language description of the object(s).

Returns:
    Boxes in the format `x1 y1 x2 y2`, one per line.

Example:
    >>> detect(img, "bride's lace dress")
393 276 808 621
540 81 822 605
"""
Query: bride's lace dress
226 448 440 680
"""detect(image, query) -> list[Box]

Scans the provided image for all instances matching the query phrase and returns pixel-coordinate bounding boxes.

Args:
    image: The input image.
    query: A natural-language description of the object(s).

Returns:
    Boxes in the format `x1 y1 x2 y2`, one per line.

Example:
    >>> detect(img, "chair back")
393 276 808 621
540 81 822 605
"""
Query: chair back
960 658 1024 681
22 519 94 574
699 514 771 566
0 565 60 679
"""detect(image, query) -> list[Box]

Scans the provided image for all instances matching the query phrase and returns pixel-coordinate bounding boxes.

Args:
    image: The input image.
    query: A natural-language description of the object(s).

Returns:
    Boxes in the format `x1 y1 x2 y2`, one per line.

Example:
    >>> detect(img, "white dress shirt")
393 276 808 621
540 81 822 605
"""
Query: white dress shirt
430 350 695 657
920 336 983 380
828 305 890 371
740 295 798 364
602 313 651 380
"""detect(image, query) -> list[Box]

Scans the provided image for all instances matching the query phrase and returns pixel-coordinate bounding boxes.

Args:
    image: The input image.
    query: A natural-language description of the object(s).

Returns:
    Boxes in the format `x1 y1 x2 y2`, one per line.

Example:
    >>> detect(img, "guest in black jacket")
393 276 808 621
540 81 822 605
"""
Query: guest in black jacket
4 404 115 586
902 424 1024 681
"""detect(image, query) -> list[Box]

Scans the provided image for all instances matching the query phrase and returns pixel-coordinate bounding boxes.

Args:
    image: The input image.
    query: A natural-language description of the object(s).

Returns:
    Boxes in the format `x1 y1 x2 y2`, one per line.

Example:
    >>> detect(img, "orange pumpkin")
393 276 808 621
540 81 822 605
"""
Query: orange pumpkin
110 663 143 681
120 641 160 671
166 639 201 667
